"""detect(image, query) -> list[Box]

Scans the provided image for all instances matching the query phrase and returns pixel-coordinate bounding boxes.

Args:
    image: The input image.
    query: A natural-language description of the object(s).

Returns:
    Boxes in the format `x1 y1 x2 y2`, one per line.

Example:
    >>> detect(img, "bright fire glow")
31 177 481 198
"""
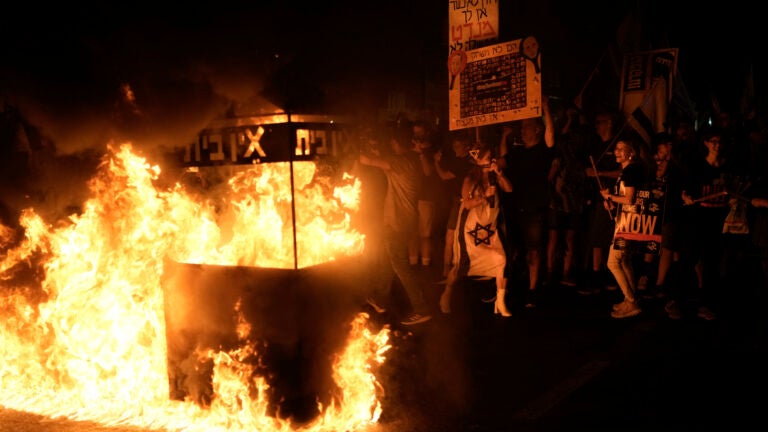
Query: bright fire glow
174 159 365 269
0 142 390 431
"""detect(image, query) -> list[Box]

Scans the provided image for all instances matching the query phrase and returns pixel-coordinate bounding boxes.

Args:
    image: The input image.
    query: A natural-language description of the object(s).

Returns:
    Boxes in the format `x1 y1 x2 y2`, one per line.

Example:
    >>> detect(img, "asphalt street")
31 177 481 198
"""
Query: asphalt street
371 273 768 432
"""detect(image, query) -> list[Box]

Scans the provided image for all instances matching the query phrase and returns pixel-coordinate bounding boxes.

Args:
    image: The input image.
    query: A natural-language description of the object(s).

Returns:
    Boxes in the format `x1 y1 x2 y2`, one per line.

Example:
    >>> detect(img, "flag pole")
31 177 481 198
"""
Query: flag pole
589 155 615 220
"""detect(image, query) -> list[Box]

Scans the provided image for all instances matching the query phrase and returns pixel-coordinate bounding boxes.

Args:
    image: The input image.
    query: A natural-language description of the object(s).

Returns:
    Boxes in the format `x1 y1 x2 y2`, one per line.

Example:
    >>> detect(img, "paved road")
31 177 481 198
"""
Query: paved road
372 273 768 432
3 270 766 432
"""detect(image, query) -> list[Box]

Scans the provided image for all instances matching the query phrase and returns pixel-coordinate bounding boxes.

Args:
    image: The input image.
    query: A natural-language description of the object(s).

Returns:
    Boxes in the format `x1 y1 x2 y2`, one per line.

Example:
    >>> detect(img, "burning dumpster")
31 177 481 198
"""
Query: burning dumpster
161 112 371 420
0 110 389 430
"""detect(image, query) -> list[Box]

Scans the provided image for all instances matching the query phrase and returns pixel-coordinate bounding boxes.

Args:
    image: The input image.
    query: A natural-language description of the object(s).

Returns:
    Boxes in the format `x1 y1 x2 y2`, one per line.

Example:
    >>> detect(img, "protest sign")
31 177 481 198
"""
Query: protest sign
448 37 542 130
612 183 665 254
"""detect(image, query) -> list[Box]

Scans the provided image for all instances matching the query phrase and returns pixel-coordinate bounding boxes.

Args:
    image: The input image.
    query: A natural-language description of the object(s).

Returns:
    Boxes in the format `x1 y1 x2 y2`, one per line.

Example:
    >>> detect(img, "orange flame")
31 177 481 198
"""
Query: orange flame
0 142 390 430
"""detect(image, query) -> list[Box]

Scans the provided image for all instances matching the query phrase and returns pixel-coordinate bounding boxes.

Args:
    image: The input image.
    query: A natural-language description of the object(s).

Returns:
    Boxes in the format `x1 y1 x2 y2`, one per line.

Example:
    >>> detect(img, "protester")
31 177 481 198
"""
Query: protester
600 133 649 318
439 141 514 317
545 122 589 288
499 96 555 308
634 133 684 305
580 108 622 295
412 119 443 268
349 124 390 313
434 131 475 278
359 126 433 326
678 126 747 320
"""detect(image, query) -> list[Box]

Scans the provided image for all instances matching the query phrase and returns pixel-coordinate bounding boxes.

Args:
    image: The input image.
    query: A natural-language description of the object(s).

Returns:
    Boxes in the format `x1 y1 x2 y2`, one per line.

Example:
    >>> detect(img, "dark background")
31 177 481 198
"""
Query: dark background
1 0 764 154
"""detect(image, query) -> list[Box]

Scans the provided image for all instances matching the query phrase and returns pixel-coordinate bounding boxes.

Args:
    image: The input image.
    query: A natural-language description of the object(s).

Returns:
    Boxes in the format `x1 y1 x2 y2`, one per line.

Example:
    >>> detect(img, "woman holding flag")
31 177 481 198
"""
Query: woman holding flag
439 142 514 317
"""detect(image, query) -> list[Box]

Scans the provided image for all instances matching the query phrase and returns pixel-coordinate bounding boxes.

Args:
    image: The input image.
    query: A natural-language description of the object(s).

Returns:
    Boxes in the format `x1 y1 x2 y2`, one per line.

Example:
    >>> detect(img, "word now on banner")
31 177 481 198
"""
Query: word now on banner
612 184 666 254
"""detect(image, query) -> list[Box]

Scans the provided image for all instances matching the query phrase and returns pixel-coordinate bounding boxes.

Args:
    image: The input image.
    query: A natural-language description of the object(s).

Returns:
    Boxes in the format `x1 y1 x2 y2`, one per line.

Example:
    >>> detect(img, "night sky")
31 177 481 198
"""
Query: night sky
1 1 764 155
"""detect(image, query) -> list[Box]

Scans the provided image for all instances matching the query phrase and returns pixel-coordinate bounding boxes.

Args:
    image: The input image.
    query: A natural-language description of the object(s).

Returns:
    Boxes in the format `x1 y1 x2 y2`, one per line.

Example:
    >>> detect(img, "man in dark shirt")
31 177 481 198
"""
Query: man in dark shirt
499 97 555 308
581 109 621 294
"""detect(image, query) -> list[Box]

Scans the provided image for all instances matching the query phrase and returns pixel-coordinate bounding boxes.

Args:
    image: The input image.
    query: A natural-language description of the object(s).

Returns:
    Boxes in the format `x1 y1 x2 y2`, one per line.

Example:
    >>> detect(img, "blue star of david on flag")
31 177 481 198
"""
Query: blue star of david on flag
468 222 494 246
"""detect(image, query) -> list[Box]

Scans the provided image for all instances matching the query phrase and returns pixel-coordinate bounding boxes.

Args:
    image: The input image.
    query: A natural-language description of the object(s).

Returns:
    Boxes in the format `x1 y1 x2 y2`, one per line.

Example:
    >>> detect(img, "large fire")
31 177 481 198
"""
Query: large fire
0 142 390 431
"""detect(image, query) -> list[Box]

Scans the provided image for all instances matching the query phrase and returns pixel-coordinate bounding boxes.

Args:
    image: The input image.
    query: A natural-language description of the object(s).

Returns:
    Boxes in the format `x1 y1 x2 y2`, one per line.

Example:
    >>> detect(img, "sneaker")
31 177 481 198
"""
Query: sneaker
697 306 717 321
560 274 577 287
365 297 386 314
611 302 641 319
665 300 681 320
400 313 432 326
612 299 628 311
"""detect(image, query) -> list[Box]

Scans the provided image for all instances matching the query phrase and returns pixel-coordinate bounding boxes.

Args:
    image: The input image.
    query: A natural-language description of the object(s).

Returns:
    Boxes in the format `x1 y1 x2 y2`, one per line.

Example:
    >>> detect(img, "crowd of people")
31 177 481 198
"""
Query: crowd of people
349 98 768 332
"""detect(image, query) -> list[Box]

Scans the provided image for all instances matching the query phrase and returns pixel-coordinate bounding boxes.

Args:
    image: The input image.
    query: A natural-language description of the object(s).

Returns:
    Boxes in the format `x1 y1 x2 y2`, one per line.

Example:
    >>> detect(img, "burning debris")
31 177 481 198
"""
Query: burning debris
0 142 391 431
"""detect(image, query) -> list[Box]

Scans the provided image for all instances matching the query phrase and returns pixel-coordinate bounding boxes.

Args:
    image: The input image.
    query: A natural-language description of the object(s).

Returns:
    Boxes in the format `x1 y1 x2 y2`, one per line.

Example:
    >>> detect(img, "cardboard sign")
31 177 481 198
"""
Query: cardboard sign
448 0 499 55
612 182 666 254
448 37 542 131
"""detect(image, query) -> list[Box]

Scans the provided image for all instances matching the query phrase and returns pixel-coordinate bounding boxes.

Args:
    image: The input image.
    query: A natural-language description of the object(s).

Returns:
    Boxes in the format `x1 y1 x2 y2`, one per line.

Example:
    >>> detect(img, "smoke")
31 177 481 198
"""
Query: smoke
0 11 287 228
0 6 285 158
0 60 259 157
0 65 252 226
